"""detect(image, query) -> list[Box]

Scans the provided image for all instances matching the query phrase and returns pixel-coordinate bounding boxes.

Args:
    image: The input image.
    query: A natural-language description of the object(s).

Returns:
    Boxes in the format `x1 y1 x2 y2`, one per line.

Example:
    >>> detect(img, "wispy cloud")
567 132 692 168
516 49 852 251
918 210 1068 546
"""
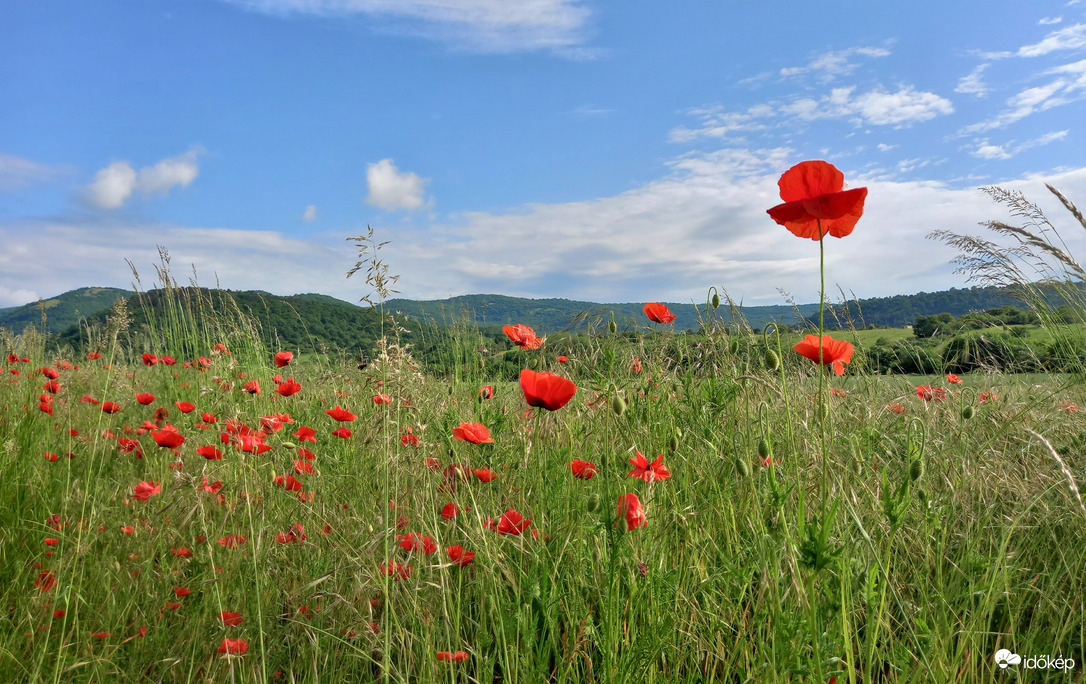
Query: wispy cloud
782 86 954 126
1017 22 1086 56
0 153 72 192
302 204 317 221
969 129 1070 159
1039 16 1063 25
365 158 430 211
963 59 1086 132
217 0 593 55
85 148 203 209
955 63 991 97
778 46 892 82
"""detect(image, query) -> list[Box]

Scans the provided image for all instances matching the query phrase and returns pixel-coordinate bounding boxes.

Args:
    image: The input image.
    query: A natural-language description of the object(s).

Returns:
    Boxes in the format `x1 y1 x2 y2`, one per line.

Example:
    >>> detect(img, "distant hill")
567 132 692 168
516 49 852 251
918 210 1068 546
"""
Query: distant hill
0 287 134 335
384 294 821 333
1 284 1053 355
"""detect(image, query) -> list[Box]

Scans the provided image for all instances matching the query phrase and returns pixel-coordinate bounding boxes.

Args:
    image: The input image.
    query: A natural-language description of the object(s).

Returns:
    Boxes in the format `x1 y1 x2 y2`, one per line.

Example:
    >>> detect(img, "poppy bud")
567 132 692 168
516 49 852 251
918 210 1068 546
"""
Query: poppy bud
961 405 975 420
909 458 924 482
608 313 617 334
611 394 626 416
757 437 771 460
764 350 780 371
711 292 721 309
668 432 680 453
734 455 750 478
586 494 600 512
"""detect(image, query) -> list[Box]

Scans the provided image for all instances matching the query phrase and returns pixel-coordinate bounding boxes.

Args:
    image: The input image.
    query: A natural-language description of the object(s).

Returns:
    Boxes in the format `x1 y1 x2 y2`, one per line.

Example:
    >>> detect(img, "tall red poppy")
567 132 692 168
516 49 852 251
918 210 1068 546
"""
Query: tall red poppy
446 545 475 567
569 459 598 480
273 351 294 367
325 405 356 422
452 422 494 444
217 638 248 655
519 369 577 411
766 160 868 240
503 324 543 350
132 481 161 501
616 493 647 531
628 451 671 482
152 425 185 449
275 378 302 397
793 334 854 376
643 302 676 324
496 509 531 535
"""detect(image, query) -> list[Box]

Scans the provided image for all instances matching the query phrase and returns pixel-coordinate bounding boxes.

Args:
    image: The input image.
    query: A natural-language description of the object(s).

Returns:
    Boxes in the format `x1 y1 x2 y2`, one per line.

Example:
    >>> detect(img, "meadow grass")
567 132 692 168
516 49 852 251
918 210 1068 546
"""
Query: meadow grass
1 282 1085 684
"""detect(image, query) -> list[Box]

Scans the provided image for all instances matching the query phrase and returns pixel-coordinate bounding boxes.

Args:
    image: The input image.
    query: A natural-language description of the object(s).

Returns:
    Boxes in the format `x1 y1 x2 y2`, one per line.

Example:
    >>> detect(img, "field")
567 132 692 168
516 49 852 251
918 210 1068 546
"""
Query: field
2 299 1085 683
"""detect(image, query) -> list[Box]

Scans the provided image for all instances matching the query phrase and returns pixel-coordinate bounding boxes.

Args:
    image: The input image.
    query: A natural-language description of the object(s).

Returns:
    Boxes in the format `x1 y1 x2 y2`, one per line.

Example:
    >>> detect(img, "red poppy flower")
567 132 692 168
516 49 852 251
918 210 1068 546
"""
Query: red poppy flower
173 586 191 597
372 392 391 405
43 451 59 462
440 502 461 520
616 493 647 531
91 632 111 639
152 425 185 449
569 459 598 480
40 367 60 379
946 373 963 385
496 509 531 535
44 537 59 546
196 445 222 460
519 369 577 411
101 401 121 414
274 475 303 492
915 385 947 402
473 468 497 482
452 422 494 444
171 547 192 558
217 638 248 655
142 353 158 366
401 427 420 447
478 385 494 401
35 570 57 592
557 355 569 363
132 481 161 501
53 609 66 619
197 477 224 493
793 334 854 376
120 525 134 535
241 380 260 395
628 450 671 482
326 405 356 422
42 380 61 394
886 403 905 414
161 355 176 366
274 351 294 367
219 611 243 627
331 427 352 439
398 533 438 554
503 324 543 350
217 534 247 548
294 460 315 475
292 425 317 443
380 560 411 581
446 545 475 567
630 356 643 373
275 378 301 397
437 650 470 662
173 400 194 413
643 302 677 324
766 160 868 240
87 351 102 360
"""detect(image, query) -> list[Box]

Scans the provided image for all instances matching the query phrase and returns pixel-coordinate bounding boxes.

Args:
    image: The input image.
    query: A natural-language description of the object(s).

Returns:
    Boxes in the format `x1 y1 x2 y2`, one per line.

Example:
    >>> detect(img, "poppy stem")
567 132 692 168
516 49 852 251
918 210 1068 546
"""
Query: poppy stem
817 223 829 514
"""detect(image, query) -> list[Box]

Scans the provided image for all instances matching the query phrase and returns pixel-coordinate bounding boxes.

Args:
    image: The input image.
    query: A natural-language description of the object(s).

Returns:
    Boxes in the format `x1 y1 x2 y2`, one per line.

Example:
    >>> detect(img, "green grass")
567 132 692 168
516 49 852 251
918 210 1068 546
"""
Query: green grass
2 299 1085 683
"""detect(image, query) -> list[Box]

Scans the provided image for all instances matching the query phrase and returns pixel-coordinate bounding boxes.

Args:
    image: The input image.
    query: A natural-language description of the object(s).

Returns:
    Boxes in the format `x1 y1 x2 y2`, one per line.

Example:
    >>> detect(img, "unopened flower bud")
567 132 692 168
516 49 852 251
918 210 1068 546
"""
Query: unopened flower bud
735 455 750 478
586 494 600 512
757 437 771 460
611 394 626 416
711 292 721 309
608 313 617 334
961 405 975 420
909 458 924 482
764 350 780 371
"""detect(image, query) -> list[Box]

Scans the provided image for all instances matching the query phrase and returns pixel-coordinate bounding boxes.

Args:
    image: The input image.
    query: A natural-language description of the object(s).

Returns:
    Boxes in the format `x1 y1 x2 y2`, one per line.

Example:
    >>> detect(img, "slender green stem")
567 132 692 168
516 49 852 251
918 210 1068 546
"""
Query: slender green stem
818 223 828 513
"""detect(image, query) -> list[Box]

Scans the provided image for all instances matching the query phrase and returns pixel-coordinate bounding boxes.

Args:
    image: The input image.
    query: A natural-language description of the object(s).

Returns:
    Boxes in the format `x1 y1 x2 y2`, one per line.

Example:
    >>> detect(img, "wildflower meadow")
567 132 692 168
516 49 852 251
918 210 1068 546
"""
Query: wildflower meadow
4 161 1086 683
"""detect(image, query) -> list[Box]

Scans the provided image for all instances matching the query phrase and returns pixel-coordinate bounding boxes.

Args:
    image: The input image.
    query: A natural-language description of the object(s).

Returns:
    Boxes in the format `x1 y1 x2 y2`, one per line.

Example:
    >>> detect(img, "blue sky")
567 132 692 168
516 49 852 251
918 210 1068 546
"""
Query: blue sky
2 0 1085 309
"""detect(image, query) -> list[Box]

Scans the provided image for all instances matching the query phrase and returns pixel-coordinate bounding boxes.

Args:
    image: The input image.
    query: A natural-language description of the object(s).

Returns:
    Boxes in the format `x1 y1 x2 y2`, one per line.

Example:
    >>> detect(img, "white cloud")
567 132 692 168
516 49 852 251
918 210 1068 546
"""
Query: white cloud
137 148 201 196
0 153 70 192
969 130 1069 159
955 63 991 97
876 143 897 152
669 105 774 142
783 86 954 126
963 62 1085 132
778 46 892 82
1039 16 1063 25
365 158 430 211
86 148 203 209
0 285 41 308
1017 22 1086 56
218 0 592 55
302 204 317 221
86 161 138 209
